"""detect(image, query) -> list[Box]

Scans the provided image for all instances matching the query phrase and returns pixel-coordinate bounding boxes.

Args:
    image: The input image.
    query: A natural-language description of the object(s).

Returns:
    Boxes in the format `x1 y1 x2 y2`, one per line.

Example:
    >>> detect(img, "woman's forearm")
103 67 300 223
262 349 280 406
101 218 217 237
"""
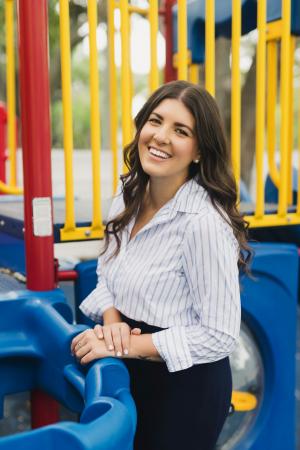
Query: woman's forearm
103 307 122 325
125 333 163 362
102 310 163 362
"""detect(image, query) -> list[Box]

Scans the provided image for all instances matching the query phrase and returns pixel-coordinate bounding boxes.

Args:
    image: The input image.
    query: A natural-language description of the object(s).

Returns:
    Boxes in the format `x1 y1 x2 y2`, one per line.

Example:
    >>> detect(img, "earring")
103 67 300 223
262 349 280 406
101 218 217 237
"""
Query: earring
193 159 200 164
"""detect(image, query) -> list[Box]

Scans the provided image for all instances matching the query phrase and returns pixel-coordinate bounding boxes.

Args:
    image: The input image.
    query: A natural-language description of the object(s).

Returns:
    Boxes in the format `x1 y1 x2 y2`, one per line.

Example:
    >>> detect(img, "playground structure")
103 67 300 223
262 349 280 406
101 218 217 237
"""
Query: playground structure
0 1 299 449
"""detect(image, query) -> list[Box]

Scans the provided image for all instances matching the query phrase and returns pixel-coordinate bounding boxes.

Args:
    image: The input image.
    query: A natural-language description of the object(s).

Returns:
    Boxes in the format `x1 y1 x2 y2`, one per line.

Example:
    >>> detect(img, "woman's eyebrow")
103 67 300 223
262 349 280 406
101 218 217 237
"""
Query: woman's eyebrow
151 112 194 134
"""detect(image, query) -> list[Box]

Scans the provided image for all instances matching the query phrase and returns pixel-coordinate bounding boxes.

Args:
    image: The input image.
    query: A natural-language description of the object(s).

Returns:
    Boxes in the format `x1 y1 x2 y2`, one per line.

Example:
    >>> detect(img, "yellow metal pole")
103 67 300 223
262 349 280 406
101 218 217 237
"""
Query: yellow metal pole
149 0 159 92
298 40 300 214
246 211 300 227
205 0 215 96
231 0 241 199
59 0 75 234
278 0 291 216
120 0 132 167
5 0 17 186
87 0 103 233
189 64 199 84
255 0 267 219
108 0 119 193
287 36 295 205
177 0 188 80
0 180 22 194
129 12 134 141
128 5 148 15
267 41 280 187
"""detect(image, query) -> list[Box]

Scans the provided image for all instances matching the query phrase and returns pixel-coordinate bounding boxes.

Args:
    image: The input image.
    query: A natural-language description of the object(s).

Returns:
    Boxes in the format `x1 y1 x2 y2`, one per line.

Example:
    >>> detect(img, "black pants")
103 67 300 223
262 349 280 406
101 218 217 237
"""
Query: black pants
120 314 232 450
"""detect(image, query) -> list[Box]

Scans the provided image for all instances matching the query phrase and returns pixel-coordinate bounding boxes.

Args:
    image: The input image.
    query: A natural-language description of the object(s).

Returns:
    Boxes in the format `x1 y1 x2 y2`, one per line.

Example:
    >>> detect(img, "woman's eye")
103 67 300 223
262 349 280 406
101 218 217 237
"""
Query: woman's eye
175 128 188 136
149 118 160 124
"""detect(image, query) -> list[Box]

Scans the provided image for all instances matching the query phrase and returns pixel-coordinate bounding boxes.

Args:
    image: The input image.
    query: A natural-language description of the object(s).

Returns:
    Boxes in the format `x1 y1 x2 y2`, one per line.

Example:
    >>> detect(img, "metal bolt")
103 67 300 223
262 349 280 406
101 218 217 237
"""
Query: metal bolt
85 229 91 236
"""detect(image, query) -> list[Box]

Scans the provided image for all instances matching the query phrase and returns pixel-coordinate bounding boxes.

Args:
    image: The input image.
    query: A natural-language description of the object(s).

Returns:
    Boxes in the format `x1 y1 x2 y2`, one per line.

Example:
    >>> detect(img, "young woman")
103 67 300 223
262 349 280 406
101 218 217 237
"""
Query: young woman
71 80 251 450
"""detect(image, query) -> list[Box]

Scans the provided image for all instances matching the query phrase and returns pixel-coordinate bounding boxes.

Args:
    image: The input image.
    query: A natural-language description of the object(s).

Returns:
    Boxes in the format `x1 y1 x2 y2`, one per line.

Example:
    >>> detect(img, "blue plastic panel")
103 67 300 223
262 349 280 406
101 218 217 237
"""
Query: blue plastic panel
0 233 25 274
74 260 98 326
236 242 298 449
172 0 300 64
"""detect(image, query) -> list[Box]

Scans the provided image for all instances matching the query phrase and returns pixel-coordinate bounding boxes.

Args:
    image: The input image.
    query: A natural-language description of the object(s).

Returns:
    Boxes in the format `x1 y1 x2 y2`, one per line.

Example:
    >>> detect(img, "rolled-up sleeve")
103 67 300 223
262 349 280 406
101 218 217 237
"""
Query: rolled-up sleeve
79 257 115 322
79 183 125 322
152 211 241 372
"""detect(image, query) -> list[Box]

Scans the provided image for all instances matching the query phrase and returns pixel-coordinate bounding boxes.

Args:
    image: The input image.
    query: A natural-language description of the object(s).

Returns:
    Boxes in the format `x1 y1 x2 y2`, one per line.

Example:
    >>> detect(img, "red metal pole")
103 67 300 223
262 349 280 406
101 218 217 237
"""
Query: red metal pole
0 103 7 185
58 270 79 282
164 0 177 82
17 0 59 427
18 0 55 289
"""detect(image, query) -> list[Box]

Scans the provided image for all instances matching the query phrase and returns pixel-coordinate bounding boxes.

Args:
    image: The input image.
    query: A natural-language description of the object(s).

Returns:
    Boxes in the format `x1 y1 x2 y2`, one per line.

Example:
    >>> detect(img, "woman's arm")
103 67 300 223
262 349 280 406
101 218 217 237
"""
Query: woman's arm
79 262 114 322
125 333 163 362
103 306 122 325
99 308 162 361
96 307 141 355
79 187 125 322
150 212 241 373
71 329 162 364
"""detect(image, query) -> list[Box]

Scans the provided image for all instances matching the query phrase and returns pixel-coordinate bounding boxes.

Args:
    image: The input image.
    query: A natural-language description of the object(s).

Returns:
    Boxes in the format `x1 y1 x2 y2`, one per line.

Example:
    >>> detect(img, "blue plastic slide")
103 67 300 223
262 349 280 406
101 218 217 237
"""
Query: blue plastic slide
0 289 136 450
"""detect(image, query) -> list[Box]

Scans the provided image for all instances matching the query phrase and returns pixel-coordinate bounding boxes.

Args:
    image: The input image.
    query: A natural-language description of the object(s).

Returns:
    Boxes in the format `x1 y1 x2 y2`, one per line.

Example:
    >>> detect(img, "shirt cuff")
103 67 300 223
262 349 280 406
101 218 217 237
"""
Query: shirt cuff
151 326 193 372
79 279 114 322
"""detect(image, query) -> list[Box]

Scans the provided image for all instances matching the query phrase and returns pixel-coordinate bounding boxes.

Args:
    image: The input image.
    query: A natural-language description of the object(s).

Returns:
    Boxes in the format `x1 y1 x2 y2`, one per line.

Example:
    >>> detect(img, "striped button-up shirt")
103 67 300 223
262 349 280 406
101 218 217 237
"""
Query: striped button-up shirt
80 177 241 372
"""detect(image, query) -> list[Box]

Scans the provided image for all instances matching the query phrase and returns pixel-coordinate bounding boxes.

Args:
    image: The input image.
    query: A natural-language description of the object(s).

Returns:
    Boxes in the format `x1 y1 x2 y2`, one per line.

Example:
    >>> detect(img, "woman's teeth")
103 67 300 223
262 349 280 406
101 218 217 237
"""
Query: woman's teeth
149 147 171 159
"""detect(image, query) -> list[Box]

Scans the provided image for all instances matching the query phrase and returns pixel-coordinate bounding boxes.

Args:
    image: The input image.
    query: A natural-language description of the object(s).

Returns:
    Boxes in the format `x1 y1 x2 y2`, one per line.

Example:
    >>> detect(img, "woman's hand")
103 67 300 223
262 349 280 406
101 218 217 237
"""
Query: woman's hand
93 323 141 357
71 329 114 365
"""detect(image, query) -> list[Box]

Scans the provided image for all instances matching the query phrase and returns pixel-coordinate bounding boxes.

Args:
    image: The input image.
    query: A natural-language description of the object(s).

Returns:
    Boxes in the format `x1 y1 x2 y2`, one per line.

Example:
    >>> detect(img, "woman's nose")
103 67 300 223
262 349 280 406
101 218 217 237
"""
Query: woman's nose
153 128 170 145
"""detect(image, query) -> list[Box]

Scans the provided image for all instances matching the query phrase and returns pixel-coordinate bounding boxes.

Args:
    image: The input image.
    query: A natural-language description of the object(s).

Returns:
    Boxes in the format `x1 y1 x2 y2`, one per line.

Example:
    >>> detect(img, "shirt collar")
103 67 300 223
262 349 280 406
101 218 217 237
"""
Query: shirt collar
125 177 208 241
169 177 208 214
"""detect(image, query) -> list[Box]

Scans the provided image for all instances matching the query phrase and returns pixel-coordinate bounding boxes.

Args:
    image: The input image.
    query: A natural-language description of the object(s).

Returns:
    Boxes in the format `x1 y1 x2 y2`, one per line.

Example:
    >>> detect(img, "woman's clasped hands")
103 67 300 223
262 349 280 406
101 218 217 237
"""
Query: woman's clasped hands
71 322 141 365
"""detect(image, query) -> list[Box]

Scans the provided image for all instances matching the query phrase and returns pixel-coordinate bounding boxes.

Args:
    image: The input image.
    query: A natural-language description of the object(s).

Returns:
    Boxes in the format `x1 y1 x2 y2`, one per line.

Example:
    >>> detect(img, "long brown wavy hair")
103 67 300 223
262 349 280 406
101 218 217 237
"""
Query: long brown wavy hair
102 80 252 273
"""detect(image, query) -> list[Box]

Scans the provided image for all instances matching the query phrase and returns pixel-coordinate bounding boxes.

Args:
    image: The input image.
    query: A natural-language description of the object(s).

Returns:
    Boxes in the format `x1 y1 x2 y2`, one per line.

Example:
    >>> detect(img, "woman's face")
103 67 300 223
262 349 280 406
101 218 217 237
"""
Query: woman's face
138 98 199 185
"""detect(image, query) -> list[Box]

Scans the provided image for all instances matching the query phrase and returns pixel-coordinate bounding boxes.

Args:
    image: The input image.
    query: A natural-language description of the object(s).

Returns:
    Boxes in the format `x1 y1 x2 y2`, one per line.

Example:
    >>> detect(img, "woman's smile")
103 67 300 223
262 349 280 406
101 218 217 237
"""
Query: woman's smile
148 146 172 161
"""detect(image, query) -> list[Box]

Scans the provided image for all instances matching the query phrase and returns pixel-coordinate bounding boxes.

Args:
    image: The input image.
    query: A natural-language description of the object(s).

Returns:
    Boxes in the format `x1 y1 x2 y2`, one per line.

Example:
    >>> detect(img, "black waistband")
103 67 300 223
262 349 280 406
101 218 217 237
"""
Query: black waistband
120 313 167 334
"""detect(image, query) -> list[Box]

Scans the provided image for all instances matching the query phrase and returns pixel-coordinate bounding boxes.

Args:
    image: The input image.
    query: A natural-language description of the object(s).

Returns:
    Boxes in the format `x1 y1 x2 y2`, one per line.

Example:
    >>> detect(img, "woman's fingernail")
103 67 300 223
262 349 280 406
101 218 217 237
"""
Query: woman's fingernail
124 349 129 355
108 345 114 351
116 351 122 357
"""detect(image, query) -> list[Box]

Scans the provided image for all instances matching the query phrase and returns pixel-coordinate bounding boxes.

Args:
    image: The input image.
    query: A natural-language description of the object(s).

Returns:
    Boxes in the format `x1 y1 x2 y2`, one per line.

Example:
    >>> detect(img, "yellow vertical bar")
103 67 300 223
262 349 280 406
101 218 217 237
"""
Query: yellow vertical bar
149 0 159 92
231 0 241 199
129 13 134 141
298 39 300 214
87 0 102 231
5 0 16 186
177 0 188 80
189 64 199 84
108 1 118 193
59 0 75 231
205 0 215 96
278 0 291 216
120 0 132 164
287 36 295 205
267 41 280 187
255 0 267 218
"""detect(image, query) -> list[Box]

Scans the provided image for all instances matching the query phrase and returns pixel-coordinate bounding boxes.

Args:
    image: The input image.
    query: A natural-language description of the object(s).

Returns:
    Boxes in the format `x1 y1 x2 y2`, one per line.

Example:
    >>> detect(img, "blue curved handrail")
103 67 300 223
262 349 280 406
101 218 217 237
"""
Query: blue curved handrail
0 291 136 450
